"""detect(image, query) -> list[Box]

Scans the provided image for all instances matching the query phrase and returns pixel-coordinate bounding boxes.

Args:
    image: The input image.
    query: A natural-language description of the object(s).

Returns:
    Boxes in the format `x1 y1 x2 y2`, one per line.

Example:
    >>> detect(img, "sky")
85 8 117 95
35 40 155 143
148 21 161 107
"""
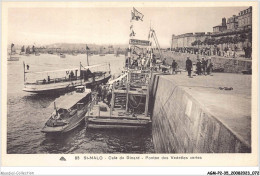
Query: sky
8 7 248 48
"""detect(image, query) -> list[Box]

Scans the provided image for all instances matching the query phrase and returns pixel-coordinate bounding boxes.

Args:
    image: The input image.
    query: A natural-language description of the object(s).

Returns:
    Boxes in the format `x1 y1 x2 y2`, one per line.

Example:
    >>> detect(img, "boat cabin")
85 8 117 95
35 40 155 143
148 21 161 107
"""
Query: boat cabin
43 88 92 129
23 63 111 94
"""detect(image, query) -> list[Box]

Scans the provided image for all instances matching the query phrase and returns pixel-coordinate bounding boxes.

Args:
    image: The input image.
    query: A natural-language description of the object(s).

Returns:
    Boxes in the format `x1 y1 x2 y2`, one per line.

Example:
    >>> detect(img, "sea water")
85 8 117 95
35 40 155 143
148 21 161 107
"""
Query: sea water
7 54 154 154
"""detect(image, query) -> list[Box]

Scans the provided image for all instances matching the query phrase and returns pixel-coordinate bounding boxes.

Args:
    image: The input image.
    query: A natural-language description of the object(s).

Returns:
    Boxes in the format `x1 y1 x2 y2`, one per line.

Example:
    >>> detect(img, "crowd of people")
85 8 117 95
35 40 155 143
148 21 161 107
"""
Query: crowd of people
125 54 154 70
186 57 213 78
172 44 252 59
94 83 112 107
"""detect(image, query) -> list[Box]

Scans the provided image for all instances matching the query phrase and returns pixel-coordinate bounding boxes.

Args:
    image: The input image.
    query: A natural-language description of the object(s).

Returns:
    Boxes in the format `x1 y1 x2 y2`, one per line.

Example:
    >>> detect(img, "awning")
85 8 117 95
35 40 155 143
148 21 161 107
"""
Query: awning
56 89 91 110
108 73 127 85
27 63 109 74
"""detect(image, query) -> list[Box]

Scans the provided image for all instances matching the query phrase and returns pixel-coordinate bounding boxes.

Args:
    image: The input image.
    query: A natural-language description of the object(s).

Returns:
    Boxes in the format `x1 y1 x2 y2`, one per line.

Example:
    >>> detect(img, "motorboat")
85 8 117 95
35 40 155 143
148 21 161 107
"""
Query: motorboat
41 86 92 133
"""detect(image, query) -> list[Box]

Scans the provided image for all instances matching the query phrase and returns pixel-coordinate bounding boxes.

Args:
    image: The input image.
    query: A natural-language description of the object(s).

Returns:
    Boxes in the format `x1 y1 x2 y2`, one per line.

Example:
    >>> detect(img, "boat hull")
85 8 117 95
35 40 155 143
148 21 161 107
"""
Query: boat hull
41 104 89 133
23 75 111 94
41 117 85 133
86 117 151 129
8 57 20 61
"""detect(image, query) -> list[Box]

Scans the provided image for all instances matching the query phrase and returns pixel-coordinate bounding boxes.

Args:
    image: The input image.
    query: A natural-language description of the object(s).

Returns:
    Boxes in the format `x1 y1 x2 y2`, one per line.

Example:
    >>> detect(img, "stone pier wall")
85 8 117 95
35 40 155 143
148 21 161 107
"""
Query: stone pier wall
151 74 251 153
154 51 252 73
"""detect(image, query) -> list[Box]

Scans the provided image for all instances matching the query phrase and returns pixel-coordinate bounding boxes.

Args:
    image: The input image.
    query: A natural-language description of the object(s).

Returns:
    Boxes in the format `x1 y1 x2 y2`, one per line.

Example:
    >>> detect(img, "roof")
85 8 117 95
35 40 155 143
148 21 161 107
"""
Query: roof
56 89 91 109
27 63 109 74
213 25 223 28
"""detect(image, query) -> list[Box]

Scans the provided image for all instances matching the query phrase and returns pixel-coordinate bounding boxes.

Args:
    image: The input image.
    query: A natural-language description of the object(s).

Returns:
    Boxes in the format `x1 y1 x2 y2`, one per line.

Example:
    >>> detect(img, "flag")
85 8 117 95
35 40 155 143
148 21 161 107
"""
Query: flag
86 45 90 50
131 7 144 21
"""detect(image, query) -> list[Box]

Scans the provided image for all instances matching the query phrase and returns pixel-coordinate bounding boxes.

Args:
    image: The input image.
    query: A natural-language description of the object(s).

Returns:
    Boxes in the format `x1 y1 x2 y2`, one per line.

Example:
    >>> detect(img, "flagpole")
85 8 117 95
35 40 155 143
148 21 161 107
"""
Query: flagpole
23 61 25 83
128 9 134 70
126 8 133 113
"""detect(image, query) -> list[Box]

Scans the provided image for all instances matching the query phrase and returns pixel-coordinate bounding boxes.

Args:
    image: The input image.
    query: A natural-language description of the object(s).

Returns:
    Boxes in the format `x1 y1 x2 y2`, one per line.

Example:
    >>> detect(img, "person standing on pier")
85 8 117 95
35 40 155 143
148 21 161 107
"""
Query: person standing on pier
196 59 202 75
141 57 146 69
201 57 207 75
186 57 192 77
171 59 177 75
162 58 167 73
101 85 107 103
206 59 213 75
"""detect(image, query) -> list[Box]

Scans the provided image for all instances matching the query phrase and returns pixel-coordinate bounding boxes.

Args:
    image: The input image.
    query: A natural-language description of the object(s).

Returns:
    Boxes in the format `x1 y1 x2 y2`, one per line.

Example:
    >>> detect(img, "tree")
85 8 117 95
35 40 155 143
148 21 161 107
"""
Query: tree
197 40 202 47
247 32 252 43
239 33 247 43
232 35 240 44
191 40 197 46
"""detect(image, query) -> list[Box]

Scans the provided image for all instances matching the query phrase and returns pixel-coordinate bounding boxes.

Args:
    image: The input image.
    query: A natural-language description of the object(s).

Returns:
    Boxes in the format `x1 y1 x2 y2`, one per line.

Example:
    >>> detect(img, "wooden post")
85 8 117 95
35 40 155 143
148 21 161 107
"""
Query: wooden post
125 71 130 112
80 62 82 85
98 105 100 117
144 80 150 117
110 82 115 116
87 50 89 66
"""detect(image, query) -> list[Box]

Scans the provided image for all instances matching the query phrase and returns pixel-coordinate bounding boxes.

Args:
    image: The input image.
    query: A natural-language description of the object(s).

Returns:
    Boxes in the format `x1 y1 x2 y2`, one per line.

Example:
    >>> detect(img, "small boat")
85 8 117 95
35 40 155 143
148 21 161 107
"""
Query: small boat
8 43 20 61
114 49 120 57
35 52 40 56
99 47 105 56
19 52 25 55
85 70 151 129
8 56 19 61
60 53 66 58
41 86 92 133
72 52 78 56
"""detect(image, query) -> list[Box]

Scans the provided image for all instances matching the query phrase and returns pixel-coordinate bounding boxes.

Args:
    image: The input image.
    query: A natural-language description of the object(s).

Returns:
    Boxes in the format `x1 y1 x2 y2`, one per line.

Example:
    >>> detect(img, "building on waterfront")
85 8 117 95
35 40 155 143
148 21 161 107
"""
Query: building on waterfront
237 6 252 30
213 18 227 33
171 32 210 49
227 15 238 31
170 7 252 58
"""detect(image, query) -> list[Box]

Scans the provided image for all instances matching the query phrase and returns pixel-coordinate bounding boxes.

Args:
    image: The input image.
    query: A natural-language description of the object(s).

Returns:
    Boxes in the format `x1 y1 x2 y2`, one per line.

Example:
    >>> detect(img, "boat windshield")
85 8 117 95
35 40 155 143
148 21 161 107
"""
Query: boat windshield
51 108 68 120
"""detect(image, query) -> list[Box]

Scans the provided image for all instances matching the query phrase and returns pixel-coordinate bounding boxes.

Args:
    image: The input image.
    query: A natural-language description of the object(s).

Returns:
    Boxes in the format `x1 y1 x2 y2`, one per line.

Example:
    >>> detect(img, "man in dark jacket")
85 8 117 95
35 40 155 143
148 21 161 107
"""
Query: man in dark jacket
171 60 177 74
201 57 207 75
196 59 202 75
186 57 192 77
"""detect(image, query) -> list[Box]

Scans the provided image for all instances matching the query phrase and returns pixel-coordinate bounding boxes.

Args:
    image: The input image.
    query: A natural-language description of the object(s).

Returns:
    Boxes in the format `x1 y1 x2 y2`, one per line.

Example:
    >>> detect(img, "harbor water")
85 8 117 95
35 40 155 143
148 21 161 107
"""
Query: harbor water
7 54 154 154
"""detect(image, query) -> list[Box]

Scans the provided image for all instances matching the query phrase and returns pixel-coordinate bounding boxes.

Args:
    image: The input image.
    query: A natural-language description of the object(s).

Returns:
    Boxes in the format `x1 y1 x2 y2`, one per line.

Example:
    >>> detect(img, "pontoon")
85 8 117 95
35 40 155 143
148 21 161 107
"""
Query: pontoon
85 70 151 129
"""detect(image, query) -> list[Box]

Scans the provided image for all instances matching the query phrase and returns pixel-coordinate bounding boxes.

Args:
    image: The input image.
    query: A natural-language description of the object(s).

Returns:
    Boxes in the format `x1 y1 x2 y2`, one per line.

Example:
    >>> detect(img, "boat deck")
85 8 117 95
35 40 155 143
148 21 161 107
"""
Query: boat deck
87 102 150 120
85 102 151 129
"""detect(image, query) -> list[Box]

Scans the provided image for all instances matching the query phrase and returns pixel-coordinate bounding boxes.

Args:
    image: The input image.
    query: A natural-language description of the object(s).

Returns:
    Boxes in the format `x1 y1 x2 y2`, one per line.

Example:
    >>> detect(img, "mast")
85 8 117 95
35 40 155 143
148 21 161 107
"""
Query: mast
128 8 134 70
23 61 25 83
125 71 130 112
80 62 82 85
125 8 134 112
86 44 89 66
